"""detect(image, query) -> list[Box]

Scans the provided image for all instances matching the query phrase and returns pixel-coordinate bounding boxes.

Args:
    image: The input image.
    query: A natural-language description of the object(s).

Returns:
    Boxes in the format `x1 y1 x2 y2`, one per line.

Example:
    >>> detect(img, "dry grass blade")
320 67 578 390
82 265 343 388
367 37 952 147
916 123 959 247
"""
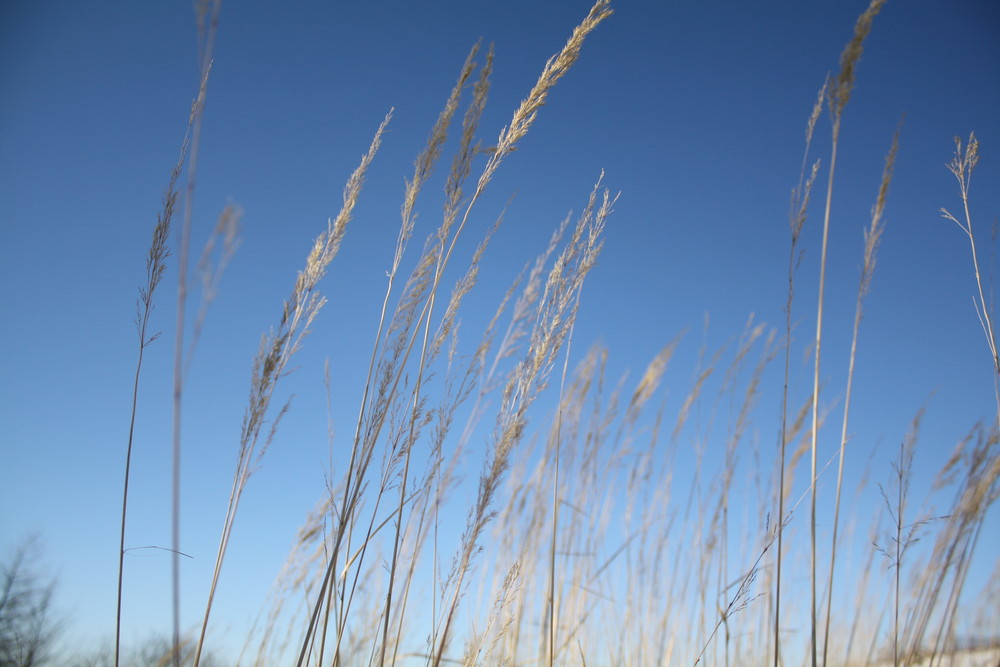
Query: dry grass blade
185 204 243 377
774 78 825 667
821 120 900 666
901 423 999 662
873 409 926 667
477 0 612 190
287 6 613 663
911 131 1000 664
116 102 191 667
172 0 224 655
106 0 1000 663
941 133 999 423
290 45 495 666
433 178 615 666
809 3 886 664
191 112 391 667
830 0 887 119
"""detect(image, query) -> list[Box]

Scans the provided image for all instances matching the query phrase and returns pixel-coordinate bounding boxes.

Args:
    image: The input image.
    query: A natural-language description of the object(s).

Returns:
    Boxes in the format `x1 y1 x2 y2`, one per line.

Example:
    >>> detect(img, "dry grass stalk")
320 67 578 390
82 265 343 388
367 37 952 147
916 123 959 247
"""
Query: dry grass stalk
544 320 577 667
892 135 1000 662
185 205 242 376
172 0 222 657
808 2 886 664
114 3 220 661
774 77 825 667
432 178 613 665
192 113 391 667
378 44 493 667
285 6 613 663
900 423 999 663
842 514 885 665
477 0 613 190
698 429 846 666
873 409 927 667
941 133 999 424
291 44 494 666
116 95 193 667
114 1 1000 663
476 318 783 665
695 324 777 665
822 121 900 666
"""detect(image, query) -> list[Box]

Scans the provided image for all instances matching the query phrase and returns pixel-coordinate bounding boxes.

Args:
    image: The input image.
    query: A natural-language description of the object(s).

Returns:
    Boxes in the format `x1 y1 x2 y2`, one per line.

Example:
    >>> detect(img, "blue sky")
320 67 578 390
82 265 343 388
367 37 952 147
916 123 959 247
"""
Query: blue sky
1 0 998 662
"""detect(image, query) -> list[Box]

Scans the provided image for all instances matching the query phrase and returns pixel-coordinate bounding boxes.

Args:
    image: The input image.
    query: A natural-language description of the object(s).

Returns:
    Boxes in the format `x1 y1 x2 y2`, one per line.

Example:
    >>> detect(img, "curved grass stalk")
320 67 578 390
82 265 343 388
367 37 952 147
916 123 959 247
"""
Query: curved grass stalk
191 113 390 667
295 5 613 663
116 105 193 667
807 3 885 664
821 123 899 666
171 2 222 662
774 78 824 667
941 133 999 422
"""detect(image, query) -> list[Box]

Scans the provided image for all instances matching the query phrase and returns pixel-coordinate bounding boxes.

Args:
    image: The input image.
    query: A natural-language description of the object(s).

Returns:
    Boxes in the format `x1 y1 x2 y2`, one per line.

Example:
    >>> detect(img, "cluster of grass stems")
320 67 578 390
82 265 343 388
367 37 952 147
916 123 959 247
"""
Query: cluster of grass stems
112 0 998 665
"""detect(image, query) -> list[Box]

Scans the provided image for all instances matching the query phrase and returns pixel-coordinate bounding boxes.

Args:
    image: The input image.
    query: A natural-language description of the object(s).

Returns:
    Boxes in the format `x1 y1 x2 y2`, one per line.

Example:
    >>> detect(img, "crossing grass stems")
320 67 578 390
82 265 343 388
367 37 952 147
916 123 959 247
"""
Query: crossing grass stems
115 0 999 665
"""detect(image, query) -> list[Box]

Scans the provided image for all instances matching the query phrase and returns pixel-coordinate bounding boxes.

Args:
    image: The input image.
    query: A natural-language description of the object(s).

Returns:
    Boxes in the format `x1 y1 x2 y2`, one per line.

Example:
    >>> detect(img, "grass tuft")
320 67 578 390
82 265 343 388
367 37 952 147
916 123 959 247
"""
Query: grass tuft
108 1 1000 665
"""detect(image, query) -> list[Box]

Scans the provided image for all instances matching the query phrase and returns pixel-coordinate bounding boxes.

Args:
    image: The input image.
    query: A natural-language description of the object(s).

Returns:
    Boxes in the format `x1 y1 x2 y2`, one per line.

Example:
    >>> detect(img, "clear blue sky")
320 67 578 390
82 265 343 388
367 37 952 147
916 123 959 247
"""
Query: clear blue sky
1 0 998 662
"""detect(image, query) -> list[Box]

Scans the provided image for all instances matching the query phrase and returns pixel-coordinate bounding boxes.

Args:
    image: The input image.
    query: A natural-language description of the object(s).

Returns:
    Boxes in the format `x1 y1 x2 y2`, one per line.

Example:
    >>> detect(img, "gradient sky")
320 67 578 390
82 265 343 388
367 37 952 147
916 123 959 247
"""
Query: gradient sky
1 0 999 661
